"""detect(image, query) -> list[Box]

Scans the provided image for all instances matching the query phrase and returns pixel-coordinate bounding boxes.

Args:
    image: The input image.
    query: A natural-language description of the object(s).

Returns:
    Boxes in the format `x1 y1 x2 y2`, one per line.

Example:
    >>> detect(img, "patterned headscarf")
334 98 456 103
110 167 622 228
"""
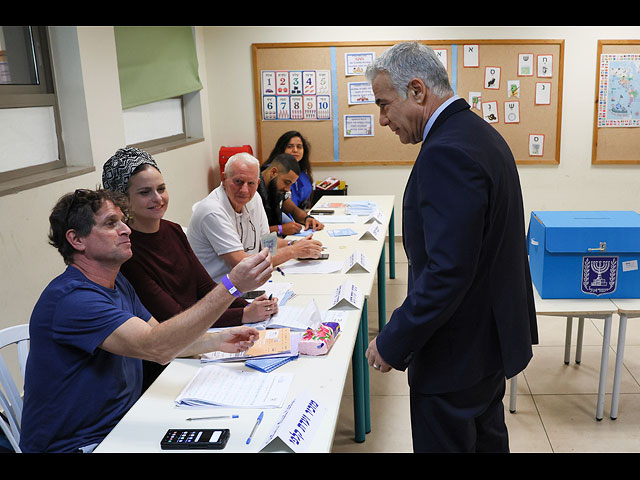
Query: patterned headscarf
102 147 160 194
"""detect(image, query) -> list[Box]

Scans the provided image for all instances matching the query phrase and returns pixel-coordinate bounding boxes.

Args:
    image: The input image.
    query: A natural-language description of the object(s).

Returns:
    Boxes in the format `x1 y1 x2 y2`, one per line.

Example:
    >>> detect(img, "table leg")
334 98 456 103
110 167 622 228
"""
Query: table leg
352 301 371 442
564 316 573 365
596 314 612 421
610 313 628 420
509 375 517 413
388 208 396 280
575 317 584 364
361 300 371 434
378 246 386 330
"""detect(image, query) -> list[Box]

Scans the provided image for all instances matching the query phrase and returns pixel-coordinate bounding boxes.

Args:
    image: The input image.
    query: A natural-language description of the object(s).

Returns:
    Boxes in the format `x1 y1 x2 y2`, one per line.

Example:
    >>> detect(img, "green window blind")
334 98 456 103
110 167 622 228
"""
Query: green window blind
114 26 203 109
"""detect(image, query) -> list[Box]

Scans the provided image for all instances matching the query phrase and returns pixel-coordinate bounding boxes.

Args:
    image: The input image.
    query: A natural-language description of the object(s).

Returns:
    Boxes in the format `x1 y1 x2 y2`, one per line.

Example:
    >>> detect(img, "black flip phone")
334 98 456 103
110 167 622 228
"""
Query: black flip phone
160 429 230 450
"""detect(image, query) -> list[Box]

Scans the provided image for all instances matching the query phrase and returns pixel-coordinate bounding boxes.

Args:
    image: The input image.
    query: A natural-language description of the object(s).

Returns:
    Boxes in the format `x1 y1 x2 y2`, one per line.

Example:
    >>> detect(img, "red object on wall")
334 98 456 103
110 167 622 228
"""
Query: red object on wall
219 145 253 173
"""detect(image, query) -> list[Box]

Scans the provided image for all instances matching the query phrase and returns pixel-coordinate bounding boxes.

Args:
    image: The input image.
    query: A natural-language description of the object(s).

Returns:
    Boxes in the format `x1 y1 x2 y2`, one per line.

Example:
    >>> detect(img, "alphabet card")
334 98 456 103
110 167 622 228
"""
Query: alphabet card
507 80 520 98
434 49 448 71
482 101 499 123
535 82 551 105
463 44 479 67
484 66 501 89
537 55 553 77
504 101 520 124
469 91 482 111
529 134 545 156
343 251 371 273
518 53 534 76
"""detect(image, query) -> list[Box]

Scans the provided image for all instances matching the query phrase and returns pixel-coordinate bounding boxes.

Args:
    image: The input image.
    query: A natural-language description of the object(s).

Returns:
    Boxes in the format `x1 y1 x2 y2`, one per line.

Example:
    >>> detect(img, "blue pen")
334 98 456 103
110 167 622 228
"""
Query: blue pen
276 267 285 276
246 411 264 445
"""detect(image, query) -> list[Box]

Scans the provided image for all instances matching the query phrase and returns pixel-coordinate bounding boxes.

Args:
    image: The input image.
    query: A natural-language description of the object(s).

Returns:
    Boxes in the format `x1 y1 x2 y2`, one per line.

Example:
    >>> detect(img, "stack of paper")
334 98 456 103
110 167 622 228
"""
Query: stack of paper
246 355 298 373
175 364 293 408
346 201 377 216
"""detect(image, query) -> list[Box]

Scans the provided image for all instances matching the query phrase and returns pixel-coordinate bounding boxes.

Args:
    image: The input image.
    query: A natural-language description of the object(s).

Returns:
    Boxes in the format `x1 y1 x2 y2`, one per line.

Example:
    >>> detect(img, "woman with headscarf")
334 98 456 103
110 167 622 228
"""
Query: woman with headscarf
102 147 278 391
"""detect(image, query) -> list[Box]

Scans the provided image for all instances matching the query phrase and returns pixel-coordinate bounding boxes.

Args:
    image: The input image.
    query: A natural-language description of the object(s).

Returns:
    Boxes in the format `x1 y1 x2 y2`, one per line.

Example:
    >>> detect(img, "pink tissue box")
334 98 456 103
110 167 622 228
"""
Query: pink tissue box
299 322 340 356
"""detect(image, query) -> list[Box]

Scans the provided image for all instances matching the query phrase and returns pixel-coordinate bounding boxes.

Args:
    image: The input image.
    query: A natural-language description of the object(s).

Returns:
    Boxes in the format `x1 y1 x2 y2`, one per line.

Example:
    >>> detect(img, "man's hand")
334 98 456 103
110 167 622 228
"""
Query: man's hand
304 216 324 231
280 222 303 235
365 336 393 373
213 326 260 353
242 294 279 323
290 235 323 259
228 248 273 293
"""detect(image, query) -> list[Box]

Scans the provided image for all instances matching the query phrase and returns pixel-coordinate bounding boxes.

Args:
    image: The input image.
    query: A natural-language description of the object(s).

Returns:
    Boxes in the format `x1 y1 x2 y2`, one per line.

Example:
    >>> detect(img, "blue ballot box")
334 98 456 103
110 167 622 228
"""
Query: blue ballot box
527 211 640 299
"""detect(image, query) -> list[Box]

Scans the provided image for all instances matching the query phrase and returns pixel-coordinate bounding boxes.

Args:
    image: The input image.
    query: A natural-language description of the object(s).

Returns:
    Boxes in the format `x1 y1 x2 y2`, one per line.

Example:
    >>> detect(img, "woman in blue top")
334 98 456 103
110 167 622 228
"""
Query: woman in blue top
263 131 323 235
266 131 314 209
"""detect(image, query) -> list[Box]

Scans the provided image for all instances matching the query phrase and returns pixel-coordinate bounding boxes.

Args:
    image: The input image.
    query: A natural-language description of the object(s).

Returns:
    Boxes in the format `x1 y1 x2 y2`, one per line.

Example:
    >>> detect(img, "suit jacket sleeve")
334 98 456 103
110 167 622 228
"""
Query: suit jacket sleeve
376 142 489 371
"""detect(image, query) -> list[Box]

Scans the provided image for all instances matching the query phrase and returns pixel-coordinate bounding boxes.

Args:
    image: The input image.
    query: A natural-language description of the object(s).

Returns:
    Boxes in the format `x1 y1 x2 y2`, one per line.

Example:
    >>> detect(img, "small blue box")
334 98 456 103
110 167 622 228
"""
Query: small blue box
527 211 640 299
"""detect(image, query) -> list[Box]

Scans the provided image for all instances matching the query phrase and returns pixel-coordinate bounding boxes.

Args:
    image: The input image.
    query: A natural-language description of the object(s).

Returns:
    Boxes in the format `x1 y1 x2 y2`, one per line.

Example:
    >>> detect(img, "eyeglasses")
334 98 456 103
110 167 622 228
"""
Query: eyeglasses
236 211 257 253
64 189 92 226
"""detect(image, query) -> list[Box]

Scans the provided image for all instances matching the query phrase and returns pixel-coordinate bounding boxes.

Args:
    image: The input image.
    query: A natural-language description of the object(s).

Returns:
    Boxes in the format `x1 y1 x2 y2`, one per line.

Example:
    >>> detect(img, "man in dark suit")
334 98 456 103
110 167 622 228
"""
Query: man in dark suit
364 42 538 453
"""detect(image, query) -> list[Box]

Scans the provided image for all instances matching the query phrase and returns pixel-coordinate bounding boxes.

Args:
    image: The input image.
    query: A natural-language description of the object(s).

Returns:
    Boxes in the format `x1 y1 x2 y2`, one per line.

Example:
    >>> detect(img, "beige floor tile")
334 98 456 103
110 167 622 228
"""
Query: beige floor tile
505 395 553 453
524 345 640 395
331 393 412 453
535 394 640 452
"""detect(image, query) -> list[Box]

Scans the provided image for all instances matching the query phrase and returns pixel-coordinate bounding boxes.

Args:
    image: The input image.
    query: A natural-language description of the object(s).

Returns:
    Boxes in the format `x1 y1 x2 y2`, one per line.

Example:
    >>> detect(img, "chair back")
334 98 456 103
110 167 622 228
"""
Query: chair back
0 324 30 453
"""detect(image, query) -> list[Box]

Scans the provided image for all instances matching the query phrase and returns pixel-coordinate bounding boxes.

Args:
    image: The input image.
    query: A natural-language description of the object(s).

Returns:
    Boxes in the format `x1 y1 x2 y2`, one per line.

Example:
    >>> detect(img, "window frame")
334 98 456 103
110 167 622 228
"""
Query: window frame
0 26 66 184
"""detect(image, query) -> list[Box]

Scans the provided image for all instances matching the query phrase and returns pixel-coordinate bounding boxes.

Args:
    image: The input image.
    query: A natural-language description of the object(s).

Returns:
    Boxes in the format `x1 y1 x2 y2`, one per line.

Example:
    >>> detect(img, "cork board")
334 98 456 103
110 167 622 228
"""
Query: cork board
592 40 640 165
252 40 564 166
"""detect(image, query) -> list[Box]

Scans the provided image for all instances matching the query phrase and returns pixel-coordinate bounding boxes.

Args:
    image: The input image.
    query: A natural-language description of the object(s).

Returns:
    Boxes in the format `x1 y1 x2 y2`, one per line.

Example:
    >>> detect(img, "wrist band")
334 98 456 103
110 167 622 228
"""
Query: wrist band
221 274 243 298
278 225 283 234
304 215 313 222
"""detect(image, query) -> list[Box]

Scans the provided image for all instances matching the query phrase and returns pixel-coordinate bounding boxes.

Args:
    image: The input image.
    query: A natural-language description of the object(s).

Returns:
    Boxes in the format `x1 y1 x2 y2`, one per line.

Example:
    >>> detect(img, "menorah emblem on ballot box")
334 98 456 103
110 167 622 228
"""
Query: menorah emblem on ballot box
582 256 618 296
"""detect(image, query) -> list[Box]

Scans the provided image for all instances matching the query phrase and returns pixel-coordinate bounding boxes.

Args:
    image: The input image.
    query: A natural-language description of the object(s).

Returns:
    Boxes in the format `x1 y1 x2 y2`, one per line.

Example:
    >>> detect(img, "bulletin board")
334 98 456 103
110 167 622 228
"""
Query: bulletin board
591 40 640 165
252 40 564 166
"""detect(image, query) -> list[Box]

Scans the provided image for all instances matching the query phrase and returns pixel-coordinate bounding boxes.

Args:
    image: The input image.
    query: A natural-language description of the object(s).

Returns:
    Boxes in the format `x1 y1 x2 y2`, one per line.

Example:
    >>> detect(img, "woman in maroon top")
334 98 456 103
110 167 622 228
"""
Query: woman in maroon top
102 148 278 391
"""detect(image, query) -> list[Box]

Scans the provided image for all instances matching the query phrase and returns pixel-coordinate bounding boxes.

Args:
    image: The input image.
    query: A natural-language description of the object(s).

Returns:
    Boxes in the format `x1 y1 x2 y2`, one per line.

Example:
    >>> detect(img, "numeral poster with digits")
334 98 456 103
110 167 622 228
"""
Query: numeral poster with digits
261 70 332 121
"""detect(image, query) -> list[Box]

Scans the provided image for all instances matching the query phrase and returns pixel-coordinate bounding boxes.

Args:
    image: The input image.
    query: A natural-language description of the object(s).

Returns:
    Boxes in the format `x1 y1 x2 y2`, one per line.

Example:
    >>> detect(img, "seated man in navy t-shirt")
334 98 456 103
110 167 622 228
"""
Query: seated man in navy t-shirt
20 188 273 453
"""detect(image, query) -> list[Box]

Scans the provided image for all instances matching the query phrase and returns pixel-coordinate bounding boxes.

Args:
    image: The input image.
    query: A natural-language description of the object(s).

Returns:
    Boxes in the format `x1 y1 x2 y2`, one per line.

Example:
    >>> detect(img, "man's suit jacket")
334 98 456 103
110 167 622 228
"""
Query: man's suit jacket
376 98 538 395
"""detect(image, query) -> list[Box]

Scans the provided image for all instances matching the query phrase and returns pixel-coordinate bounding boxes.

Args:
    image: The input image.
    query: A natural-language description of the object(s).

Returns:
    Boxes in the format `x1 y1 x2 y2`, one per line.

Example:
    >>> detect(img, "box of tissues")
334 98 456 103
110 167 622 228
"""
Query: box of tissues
299 322 340 356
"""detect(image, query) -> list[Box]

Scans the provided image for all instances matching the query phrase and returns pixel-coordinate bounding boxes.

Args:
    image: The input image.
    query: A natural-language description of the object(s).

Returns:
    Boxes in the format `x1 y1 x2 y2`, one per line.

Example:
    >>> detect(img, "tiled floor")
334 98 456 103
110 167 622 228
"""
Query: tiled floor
330 238 640 453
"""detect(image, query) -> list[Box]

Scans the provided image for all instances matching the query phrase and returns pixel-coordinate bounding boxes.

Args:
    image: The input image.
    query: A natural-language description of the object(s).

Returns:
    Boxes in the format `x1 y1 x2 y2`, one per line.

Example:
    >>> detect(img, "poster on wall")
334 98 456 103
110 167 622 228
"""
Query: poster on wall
261 70 332 121
597 53 640 127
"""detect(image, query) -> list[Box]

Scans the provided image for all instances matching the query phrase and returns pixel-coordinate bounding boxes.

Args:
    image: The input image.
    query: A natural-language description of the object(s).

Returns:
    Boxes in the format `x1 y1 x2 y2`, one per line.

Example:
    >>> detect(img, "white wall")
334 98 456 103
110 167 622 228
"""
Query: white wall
203 25 640 233
1 25 639 341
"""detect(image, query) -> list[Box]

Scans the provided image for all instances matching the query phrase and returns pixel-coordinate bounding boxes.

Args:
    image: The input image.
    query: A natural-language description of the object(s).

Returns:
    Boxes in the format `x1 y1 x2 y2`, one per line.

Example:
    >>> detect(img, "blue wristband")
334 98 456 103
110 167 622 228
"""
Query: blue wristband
221 274 243 298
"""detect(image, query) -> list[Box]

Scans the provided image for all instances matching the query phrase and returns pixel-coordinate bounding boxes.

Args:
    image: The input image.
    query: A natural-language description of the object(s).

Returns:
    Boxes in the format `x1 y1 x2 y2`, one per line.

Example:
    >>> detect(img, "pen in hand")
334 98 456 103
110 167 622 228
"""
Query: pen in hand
246 411 264 445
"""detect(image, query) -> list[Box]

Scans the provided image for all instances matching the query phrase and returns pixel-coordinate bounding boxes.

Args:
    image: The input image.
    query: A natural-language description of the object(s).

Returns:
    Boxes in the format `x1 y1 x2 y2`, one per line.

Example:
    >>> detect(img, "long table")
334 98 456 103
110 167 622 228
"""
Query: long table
94 195 396 453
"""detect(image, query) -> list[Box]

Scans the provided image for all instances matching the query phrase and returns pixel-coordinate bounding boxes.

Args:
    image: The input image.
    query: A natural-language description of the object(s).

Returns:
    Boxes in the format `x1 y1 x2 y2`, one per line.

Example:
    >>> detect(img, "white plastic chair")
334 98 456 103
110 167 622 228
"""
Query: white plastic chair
0 324 30 453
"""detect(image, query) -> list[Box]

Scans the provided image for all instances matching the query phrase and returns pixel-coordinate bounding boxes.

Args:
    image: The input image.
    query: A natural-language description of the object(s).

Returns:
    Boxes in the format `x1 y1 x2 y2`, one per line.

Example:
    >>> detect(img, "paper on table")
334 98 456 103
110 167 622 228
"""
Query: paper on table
259 281 293 302
312 215 357 223
265 300 322 331
175 364 293 408
279 259 343 274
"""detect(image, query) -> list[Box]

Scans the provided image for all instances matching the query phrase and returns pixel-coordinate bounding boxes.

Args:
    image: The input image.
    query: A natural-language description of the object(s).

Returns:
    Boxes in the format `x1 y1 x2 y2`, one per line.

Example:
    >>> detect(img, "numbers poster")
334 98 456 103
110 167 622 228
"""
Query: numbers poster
262 70 332 121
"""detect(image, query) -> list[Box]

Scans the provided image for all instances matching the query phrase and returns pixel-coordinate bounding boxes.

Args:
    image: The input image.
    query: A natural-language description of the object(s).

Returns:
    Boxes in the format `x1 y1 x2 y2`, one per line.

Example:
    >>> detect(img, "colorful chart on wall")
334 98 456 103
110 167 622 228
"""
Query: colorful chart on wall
592 40 640 165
